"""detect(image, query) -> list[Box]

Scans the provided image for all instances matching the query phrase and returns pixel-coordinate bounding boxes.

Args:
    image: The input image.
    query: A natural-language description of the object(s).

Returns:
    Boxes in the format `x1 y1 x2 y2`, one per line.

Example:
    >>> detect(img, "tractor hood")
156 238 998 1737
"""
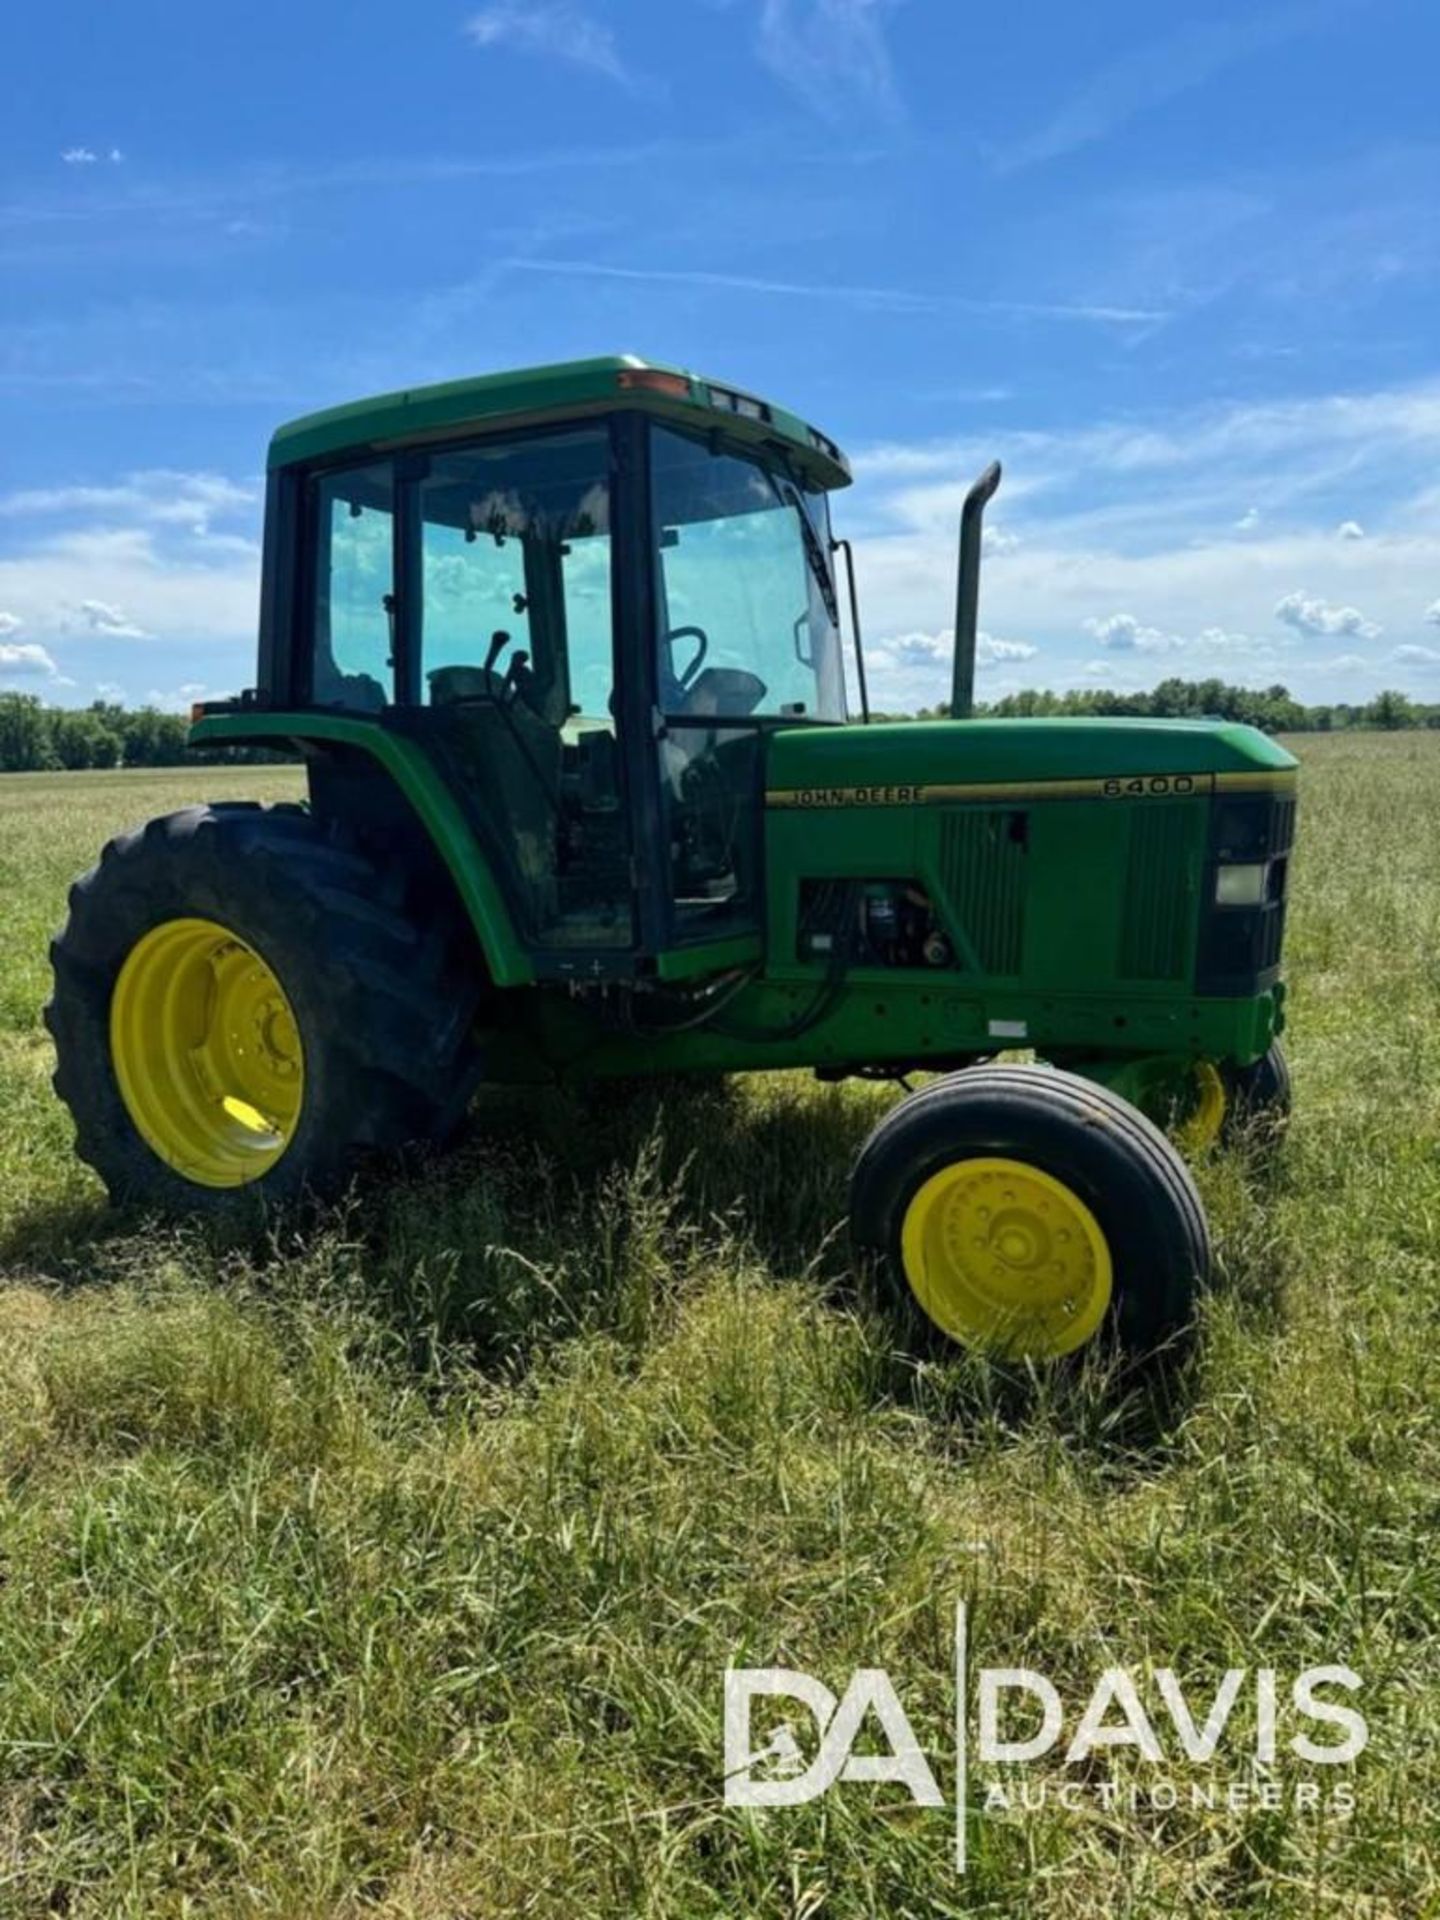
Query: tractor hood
765 716 1297 805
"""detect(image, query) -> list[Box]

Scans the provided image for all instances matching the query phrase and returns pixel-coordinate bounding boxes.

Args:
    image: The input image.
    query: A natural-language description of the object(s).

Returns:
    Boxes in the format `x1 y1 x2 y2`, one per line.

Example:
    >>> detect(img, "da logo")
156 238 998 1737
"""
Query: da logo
722 1607 1368 1872
723 1667 944 1809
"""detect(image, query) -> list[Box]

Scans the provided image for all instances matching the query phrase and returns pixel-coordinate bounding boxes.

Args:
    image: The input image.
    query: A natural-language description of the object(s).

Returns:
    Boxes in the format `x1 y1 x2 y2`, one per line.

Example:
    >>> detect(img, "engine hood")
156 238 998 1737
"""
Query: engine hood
765 716 1297 804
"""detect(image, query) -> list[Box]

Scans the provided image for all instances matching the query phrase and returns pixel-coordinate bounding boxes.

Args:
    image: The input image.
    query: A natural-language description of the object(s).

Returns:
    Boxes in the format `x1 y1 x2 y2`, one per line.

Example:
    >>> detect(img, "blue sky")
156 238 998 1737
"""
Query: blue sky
4 0 1440 712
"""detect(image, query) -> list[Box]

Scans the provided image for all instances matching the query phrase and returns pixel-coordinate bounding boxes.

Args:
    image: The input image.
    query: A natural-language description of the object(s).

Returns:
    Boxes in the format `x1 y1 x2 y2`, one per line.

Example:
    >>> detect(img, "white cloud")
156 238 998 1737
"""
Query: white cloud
60 147 98 166
870 628 1036 669
983 525 1020 554
1083 611 1182 653
978 634 1037 665
1336 519 1365 540
0 469 255 535
836 376 1440 705
755 0 901 123
1426 600 1440 626
1274 590 1380 640
1392 644 1440 665
144 681 210 713
465 3 631 84
0 641 59 678
80 599 150 639
1326 655 1367 674
1235 506 1261 531
0 611 20 636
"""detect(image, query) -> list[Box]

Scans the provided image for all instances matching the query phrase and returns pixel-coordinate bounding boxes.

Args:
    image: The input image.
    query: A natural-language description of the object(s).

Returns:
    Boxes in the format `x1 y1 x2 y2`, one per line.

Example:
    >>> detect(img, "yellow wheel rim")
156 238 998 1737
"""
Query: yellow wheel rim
109 917 305 1189
1176 1060 1227 1155
899 1157 1112 1358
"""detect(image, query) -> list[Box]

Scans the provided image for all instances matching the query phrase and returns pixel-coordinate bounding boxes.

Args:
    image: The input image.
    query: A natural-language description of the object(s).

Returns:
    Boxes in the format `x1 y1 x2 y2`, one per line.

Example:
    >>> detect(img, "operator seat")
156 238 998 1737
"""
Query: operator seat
427 649 565 933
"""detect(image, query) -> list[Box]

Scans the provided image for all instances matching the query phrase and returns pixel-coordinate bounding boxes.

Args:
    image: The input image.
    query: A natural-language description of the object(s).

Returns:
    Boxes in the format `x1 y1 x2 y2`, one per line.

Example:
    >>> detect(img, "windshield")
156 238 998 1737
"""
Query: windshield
649 425 846 723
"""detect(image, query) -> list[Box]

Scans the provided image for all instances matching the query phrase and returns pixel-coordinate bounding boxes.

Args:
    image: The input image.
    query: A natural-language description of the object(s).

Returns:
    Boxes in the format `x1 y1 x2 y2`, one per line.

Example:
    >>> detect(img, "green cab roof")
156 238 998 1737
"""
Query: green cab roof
267 354 852 488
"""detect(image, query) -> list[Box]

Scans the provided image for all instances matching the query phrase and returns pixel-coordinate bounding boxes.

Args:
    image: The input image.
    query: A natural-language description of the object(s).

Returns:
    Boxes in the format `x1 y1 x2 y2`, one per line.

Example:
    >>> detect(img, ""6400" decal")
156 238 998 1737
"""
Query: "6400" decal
1100 774 1201 798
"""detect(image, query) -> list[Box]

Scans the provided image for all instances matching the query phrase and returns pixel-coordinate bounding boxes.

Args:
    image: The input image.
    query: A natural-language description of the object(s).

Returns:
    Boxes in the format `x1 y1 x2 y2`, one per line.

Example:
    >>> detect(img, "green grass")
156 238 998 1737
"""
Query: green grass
0 743 1437 1917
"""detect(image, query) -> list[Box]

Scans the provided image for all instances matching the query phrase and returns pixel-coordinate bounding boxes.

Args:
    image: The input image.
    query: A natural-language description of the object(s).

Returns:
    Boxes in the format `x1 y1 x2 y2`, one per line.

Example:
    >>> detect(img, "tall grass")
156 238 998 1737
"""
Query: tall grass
0 743 1435 1916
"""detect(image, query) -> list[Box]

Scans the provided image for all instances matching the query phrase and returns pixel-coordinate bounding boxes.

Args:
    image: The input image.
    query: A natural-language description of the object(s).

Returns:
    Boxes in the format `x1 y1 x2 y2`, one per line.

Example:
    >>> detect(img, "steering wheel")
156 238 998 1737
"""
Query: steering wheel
664 625 709 690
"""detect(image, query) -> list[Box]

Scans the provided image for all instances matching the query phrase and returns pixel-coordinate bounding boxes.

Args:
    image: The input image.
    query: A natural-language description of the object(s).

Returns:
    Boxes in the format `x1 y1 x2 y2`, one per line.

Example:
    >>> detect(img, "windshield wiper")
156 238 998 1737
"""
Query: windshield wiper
765 471 840 628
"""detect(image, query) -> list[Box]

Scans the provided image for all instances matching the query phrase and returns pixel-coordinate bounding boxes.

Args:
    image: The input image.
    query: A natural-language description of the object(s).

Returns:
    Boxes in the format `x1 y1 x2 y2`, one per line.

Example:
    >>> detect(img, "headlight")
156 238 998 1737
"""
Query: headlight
1215 862 1269 907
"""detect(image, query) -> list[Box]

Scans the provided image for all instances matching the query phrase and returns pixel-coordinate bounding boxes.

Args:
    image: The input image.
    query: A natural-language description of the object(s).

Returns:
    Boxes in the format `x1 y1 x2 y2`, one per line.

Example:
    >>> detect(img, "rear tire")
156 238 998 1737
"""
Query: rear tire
850 1064 1210 1362
46 803 480 1218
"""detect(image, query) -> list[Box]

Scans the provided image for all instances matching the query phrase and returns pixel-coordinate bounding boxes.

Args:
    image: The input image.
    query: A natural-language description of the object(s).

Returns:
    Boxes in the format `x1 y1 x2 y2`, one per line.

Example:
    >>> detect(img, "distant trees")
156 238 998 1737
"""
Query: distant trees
953 678 1440 735
2 678 1437 776
0 695 292 772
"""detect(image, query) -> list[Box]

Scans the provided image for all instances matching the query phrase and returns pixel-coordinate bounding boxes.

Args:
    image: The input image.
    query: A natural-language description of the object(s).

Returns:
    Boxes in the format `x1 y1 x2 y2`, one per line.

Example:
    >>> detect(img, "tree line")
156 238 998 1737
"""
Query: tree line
894 677 1440 733
0 694 294 772
2 676 1436 775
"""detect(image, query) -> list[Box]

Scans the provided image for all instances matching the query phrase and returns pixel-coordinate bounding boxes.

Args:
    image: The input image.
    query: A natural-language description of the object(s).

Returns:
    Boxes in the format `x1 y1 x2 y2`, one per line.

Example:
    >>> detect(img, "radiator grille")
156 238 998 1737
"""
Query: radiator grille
1119 805 1192 980
938 810 1027 974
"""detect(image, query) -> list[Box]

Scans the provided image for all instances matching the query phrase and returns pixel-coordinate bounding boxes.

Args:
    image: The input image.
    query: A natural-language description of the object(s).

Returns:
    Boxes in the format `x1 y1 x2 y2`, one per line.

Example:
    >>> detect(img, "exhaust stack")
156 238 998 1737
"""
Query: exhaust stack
950 460 1003 719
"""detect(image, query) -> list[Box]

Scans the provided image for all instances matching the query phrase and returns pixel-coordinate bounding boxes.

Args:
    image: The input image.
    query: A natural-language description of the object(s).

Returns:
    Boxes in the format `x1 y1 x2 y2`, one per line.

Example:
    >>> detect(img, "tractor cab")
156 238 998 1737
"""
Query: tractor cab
230 357 855 979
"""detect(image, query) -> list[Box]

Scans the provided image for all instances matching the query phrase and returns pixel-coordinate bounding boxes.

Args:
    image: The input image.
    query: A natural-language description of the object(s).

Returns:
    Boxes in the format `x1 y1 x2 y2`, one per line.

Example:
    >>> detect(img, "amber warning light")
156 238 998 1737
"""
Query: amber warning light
615 369 692 399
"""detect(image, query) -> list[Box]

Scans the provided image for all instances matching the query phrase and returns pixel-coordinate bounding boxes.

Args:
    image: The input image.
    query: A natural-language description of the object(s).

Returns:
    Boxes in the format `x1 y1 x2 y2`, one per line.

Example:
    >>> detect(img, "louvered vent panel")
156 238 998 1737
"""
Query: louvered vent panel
938 810 1027 975
1120 805 1191 980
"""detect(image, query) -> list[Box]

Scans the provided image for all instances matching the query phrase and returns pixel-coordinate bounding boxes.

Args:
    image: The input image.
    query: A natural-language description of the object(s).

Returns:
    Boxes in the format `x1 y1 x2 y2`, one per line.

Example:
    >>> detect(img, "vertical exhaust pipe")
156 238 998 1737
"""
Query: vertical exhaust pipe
950 460 1003 719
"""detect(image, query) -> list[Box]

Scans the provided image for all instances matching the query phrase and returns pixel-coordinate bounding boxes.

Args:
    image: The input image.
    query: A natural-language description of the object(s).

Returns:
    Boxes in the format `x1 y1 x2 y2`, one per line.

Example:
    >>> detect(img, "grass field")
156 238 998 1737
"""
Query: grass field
0 736 1437 1917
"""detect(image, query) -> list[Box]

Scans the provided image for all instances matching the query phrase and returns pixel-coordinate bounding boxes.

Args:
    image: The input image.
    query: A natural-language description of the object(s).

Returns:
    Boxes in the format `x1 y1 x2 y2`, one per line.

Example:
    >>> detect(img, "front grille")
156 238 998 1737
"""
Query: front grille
1119 804 1193 981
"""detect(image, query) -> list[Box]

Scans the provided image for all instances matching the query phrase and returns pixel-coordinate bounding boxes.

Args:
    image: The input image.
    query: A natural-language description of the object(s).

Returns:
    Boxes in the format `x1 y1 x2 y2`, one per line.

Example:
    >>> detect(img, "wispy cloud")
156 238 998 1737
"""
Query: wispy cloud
990 2 1347 173
0 470 255 533
754 0 902 123
465 3 634 87
79 597 149 638
61 146 123 166
503 256 1168 326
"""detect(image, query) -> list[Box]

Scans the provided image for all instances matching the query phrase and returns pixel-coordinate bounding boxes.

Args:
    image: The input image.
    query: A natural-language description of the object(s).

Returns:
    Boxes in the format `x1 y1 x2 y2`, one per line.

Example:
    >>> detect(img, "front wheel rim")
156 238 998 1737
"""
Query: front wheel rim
109 916 305 1189
899 1156 1113 1358
1176 1060 1227 1154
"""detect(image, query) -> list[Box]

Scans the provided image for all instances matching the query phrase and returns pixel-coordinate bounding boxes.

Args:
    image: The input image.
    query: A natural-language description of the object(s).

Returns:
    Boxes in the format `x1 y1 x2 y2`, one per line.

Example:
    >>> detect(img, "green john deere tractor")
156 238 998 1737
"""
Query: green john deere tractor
47 356 1296 1363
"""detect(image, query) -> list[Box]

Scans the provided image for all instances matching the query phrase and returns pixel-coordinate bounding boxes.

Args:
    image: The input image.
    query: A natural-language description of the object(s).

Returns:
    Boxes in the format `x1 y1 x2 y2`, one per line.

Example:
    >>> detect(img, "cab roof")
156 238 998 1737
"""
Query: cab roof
267 354 852 489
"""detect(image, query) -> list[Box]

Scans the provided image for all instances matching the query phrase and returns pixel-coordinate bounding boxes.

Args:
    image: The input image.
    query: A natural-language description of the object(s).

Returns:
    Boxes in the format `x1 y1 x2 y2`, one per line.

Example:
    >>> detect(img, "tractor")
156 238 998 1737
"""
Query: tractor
47 356 1296 1364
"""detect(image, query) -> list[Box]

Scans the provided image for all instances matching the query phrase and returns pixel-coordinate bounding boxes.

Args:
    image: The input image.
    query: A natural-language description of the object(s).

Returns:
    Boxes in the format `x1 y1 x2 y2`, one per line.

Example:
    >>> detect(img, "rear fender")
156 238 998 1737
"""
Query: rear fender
188 712 534 986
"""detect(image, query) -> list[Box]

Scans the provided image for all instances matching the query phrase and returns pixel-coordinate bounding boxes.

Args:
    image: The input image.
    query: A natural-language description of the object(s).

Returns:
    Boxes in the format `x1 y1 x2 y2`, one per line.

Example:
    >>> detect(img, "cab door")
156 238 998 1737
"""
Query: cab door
645 422 848 968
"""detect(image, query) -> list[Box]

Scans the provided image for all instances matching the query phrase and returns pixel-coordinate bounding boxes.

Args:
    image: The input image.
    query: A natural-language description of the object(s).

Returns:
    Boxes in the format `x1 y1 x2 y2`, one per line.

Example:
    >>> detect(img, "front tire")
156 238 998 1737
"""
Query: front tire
46 804 479 1217
1223 1041 1291 1145
850 1064 1211 1362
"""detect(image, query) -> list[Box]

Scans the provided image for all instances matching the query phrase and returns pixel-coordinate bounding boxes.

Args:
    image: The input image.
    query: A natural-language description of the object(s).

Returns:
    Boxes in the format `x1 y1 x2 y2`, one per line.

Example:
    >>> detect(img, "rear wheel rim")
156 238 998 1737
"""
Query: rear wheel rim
109 917 305 1189
899 1156 1112 1358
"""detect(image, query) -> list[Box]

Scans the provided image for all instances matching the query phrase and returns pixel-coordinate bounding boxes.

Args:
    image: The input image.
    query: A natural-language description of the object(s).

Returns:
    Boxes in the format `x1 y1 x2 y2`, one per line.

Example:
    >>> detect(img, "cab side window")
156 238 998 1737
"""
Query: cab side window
310 464 395 709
